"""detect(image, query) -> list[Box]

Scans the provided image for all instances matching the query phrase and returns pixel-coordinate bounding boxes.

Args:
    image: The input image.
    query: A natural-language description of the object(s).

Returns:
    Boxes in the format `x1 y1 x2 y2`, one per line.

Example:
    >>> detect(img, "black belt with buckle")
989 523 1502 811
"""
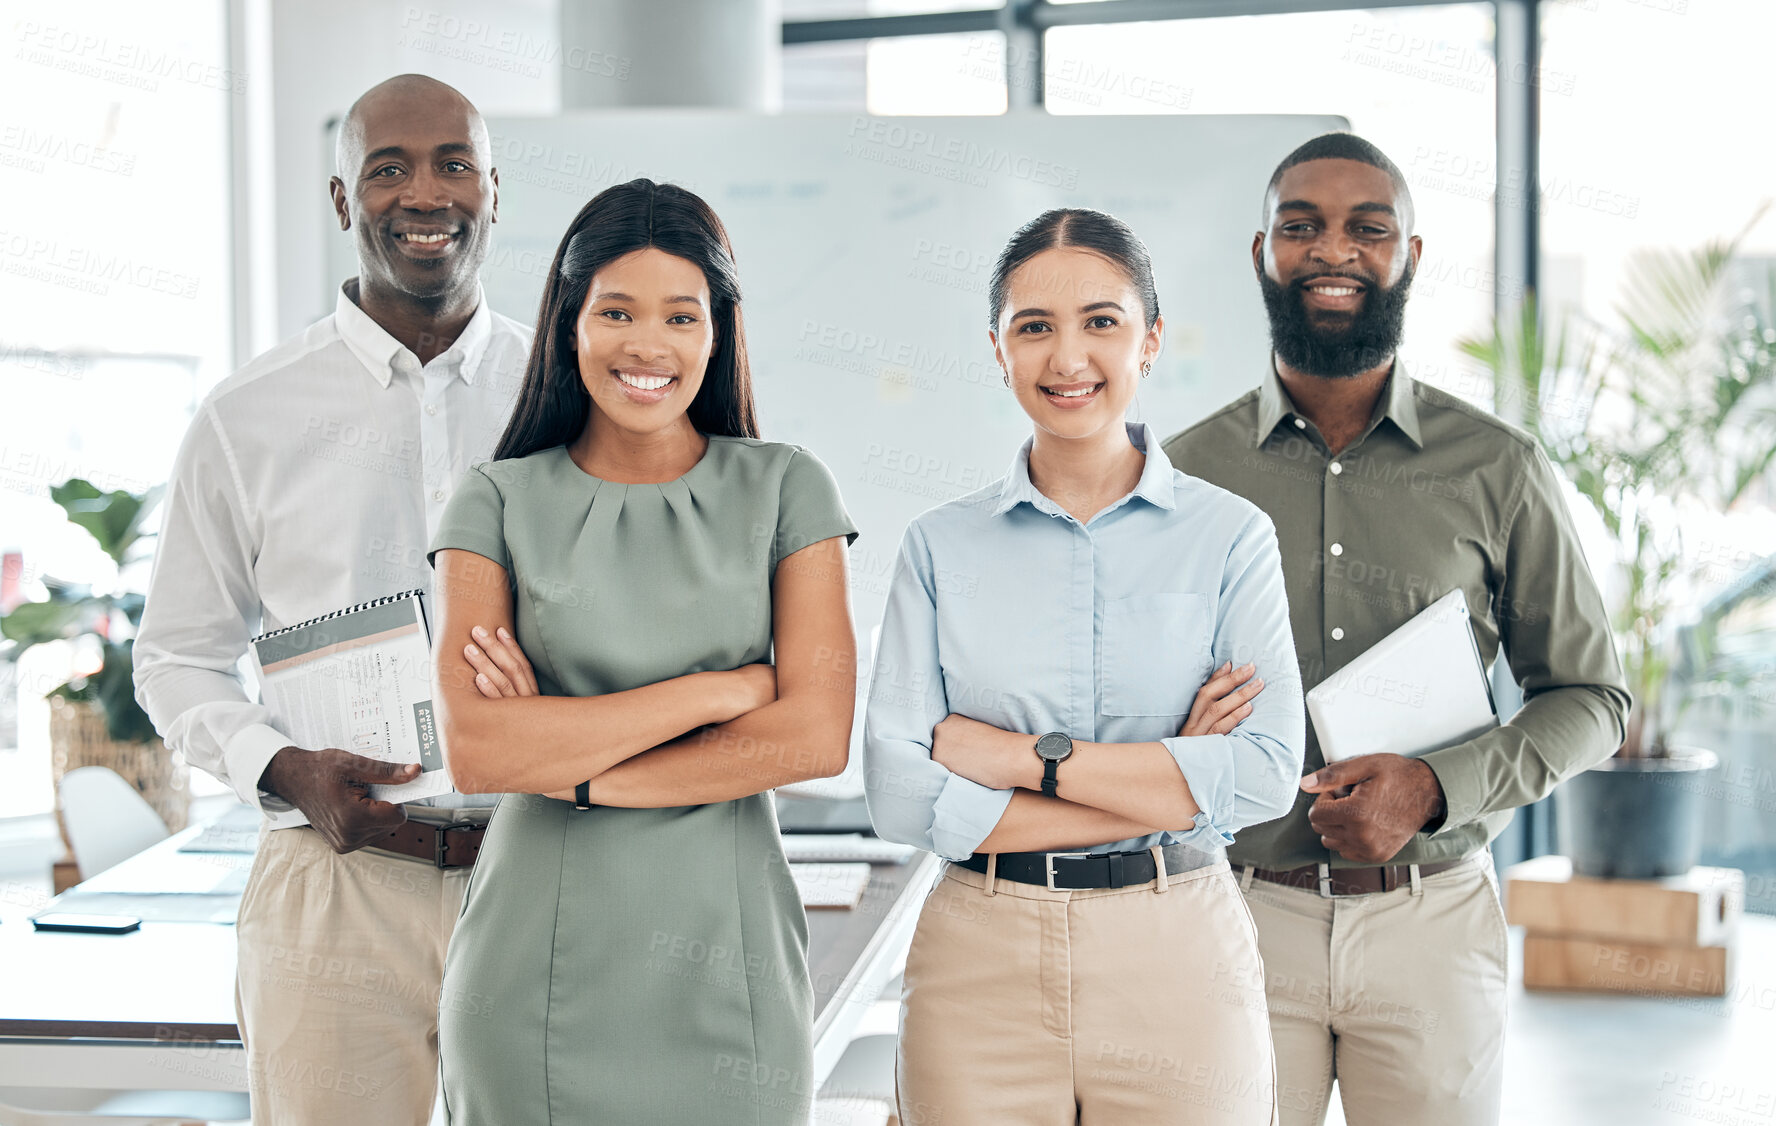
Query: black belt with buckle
375 820 485 869
957 845 1196 890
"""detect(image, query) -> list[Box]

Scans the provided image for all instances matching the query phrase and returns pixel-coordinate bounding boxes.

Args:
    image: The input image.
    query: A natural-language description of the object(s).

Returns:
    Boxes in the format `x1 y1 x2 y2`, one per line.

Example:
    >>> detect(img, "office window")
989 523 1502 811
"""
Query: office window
0 0 233 816
0 0 232 376
1043 4 1499 406
1542 1 1776 907
867 32 1010 114
783 0 1002 17
1540 3 1776 322
785 32 1011 115
784 0 1010 114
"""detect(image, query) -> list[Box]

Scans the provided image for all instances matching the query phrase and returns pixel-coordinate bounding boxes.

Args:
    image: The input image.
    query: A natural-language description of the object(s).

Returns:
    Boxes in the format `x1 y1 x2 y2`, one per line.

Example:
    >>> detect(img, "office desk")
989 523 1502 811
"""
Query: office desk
808 853 939 1084
0 826 251 1122
0 817 937 1122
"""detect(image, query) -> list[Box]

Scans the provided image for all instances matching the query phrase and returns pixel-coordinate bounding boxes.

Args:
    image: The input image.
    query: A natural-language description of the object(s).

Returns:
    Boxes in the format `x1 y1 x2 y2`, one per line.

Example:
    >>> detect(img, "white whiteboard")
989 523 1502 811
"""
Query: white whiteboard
328 111 1345 634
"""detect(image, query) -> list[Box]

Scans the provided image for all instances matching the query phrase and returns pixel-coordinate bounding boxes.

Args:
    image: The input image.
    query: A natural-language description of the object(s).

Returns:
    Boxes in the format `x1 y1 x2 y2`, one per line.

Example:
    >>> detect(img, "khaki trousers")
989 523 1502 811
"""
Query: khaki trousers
234 826 471 1125
1237 852 1508 1126
897 858 1279 1126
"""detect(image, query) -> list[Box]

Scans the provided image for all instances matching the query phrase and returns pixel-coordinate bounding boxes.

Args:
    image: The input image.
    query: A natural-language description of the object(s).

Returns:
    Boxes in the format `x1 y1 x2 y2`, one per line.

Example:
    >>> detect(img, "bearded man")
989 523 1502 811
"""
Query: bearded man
1162 132 1628 1126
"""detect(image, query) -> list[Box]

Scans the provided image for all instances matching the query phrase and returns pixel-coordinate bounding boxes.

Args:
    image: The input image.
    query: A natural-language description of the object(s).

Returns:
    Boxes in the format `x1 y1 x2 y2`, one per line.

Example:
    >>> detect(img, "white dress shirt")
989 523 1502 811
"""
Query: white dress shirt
134 281 531 817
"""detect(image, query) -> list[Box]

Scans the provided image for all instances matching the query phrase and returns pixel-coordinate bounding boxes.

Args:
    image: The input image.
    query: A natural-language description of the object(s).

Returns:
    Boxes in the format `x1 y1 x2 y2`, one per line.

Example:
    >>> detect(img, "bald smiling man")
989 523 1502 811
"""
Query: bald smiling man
135 75 531 1125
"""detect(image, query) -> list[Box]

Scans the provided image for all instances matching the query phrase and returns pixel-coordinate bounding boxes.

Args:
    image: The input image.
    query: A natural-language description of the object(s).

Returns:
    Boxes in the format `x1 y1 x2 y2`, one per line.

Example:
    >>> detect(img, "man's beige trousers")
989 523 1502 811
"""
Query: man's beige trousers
234 826 472 1125
896 858 1280 1125
1238 852 1509 1126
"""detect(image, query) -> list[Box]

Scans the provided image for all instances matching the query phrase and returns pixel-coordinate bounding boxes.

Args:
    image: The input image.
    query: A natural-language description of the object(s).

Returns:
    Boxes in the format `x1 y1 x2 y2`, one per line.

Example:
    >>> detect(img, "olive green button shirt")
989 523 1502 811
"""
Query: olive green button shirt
1163 363 1630 870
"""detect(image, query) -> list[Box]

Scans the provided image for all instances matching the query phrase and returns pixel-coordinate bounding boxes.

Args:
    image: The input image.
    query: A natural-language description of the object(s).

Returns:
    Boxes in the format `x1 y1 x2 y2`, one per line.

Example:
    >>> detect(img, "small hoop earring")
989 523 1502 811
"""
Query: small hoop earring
1002 373 1011 388
1140 361 1153 379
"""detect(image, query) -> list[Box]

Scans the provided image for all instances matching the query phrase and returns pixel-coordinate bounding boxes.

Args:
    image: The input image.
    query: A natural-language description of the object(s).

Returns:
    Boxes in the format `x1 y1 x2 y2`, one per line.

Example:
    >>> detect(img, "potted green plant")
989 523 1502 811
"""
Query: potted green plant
1459 221 1776 878
0 479 189 842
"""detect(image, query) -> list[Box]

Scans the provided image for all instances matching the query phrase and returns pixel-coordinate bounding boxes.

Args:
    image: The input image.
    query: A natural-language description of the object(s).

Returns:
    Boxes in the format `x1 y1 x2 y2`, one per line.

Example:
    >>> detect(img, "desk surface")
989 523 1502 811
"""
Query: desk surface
809 853 934 1033
0 826 245 1040
0 817 935 1047
0 922 241 1039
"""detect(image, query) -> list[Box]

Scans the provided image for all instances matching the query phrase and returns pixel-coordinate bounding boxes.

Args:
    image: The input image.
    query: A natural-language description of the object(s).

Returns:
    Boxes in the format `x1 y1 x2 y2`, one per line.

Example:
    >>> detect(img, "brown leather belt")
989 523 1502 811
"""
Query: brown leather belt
375 821 486 869
1241 857 1466 897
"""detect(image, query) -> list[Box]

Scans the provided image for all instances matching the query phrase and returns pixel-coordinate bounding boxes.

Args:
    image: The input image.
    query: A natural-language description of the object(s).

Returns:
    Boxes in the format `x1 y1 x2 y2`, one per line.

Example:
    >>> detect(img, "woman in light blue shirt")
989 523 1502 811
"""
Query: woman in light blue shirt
864 208 1305 1124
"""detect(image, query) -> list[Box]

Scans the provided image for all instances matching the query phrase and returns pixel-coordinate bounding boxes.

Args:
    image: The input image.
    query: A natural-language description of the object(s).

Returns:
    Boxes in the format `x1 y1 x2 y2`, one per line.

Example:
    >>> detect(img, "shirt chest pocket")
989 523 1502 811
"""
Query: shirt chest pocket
1100 593 1214 717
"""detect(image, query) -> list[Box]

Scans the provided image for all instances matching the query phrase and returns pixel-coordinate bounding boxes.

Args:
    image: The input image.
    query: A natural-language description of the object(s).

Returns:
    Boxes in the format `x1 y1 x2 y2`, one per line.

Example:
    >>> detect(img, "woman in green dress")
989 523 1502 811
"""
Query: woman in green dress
429 178 859 1124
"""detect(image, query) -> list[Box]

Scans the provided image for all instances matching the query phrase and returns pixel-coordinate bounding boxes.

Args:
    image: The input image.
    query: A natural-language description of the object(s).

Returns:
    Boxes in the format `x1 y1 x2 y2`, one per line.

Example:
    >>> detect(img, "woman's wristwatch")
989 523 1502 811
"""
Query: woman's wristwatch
574 781 591 810
1034 732 1074 797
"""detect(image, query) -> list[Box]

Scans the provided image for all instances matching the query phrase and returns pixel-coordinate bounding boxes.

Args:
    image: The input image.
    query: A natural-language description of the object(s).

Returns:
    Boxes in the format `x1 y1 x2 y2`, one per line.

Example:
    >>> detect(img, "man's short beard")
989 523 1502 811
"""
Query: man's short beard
1258 261 1413 379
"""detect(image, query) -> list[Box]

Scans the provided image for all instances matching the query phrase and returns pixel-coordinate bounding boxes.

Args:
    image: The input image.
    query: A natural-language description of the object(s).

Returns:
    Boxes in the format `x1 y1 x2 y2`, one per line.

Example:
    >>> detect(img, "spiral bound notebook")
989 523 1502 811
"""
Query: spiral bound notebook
251 590 454 828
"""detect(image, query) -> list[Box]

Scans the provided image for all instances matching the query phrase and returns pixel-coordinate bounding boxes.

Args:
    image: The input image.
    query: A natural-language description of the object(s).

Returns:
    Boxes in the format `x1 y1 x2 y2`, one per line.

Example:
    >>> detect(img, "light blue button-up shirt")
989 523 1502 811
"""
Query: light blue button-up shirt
863 423 1306 862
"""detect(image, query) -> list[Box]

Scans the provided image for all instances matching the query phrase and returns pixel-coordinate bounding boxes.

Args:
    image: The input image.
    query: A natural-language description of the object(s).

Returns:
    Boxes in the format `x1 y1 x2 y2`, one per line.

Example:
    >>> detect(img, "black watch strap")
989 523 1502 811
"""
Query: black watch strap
1042 759 1060 798
574 781 591 810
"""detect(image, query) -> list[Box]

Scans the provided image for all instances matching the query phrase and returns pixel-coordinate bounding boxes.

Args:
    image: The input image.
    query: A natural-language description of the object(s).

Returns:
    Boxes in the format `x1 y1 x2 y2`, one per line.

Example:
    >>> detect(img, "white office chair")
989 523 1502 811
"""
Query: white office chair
58 766 171 881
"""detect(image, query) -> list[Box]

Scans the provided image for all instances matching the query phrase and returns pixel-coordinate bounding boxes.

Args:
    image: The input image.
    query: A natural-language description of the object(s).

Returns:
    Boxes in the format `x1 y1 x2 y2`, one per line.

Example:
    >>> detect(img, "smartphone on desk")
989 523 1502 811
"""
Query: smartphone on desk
31 912 142 934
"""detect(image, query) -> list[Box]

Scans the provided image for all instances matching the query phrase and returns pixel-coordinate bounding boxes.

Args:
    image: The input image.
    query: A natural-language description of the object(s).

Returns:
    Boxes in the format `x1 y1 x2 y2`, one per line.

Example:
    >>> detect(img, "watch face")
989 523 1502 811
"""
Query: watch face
1035 732 1072 762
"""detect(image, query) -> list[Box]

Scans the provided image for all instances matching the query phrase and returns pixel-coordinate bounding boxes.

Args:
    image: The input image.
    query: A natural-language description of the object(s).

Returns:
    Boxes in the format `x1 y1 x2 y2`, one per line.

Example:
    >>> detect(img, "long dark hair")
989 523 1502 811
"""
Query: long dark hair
494 178 757 460
987 208 1160 331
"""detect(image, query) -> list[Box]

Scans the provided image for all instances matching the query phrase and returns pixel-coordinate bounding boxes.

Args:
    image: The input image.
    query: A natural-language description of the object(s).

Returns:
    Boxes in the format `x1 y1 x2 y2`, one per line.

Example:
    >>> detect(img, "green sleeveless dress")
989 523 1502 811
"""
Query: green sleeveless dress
429 438 857 1124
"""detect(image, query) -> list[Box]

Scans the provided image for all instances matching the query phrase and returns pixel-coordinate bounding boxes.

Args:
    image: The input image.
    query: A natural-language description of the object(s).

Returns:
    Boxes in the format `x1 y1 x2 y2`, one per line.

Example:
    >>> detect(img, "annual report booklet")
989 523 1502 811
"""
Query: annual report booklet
250 590 453 829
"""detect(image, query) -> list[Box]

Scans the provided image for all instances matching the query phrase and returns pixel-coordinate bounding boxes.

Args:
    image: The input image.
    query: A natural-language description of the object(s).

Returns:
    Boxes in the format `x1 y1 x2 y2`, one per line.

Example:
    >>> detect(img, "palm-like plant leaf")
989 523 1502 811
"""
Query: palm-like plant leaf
1 484 165 742
48 479 163 567
0 596 93 646
1458 210 1776 756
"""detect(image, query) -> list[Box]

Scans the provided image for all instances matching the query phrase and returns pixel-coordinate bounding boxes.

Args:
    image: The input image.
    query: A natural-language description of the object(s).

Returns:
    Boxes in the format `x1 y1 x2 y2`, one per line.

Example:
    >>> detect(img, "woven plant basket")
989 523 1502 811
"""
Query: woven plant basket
48 695 189 853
